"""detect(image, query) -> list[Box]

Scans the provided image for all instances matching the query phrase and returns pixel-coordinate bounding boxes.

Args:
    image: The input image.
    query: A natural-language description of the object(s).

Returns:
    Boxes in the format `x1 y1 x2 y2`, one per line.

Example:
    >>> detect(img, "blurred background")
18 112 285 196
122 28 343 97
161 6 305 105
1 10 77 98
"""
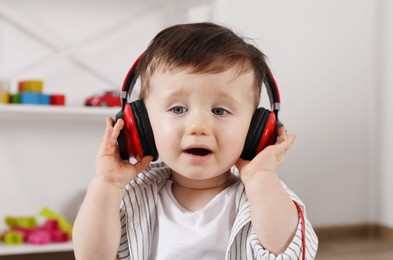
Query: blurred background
0 0 392 259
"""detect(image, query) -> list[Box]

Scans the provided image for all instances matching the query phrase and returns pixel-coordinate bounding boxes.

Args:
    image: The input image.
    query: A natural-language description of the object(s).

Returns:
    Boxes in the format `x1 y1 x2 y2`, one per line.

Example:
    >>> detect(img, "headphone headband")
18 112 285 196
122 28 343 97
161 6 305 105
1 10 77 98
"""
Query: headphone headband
120 53 144 110
265 68 281 111
120 54 281 113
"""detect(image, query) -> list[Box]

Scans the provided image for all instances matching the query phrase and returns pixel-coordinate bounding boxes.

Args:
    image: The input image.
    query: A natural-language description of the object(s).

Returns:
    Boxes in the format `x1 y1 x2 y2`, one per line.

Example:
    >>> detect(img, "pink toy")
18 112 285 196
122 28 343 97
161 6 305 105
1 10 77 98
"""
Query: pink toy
52 230 69 242
28 230 52 244
43 220 59 231
12 227 35 242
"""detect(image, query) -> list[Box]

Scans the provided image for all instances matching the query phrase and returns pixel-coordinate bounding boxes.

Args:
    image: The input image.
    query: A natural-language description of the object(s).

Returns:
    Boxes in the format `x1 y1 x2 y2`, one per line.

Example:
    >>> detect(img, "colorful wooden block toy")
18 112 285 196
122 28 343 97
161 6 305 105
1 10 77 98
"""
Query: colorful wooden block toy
2 208 73 245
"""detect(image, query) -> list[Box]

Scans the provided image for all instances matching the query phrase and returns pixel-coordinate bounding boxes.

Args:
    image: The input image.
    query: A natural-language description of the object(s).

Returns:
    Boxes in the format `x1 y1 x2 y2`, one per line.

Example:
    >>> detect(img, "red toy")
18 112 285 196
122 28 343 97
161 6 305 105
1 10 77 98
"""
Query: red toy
50 94 66 105
84 90 121 107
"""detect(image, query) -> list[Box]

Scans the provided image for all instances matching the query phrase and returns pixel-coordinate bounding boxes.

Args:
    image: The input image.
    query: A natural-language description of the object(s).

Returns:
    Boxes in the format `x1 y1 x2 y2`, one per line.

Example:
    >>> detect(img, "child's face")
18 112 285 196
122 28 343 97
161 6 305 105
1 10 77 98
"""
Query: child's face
144 66 256 180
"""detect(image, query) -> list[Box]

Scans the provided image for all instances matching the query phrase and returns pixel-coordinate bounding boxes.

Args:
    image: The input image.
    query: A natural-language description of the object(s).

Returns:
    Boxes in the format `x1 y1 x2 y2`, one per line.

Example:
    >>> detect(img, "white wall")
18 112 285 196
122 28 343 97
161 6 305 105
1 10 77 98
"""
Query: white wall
379 0 393 228
212 0 379 227
1 0 391 229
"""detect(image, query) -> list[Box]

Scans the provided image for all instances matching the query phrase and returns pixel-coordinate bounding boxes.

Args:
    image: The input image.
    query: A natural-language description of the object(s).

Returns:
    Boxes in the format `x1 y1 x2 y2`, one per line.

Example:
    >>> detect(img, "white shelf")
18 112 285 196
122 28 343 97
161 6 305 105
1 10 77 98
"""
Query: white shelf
0 242 73 256
0 104 120 117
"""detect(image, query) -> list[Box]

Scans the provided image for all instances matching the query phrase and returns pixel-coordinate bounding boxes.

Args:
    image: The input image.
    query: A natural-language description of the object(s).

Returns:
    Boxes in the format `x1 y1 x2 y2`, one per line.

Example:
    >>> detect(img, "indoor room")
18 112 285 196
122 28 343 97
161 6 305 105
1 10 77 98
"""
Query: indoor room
1 0 392 259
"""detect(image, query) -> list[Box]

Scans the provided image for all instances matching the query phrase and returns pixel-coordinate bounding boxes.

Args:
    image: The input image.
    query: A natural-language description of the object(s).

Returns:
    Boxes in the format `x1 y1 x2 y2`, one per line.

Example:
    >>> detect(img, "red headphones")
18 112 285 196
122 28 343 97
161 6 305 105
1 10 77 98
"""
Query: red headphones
115 55 282 161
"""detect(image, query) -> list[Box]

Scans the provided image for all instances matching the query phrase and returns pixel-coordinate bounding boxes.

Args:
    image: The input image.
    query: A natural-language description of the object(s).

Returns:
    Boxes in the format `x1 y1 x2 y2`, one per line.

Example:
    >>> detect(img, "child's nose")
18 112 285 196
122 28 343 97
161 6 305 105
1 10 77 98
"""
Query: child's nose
186 111 212 136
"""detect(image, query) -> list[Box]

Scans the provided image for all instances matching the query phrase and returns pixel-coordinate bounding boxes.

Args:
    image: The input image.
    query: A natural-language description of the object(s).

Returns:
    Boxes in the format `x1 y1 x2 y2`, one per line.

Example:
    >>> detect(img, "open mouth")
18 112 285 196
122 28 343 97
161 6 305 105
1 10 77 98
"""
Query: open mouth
185 148 212 156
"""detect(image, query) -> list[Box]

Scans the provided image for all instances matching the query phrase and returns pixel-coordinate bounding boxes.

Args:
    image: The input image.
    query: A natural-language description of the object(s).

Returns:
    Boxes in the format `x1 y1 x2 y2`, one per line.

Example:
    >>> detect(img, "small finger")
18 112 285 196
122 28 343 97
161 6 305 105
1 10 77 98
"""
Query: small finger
275 127 288 144
276 134 296 155
277 126 287 136
103 117 114 138
111 118 124 139
101 118 119 150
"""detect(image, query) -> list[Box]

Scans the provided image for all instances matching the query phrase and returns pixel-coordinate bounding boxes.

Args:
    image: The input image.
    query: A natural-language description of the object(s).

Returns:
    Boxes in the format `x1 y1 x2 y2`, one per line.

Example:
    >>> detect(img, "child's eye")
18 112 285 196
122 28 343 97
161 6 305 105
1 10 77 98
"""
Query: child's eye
212 107 229 116
170 106 187 114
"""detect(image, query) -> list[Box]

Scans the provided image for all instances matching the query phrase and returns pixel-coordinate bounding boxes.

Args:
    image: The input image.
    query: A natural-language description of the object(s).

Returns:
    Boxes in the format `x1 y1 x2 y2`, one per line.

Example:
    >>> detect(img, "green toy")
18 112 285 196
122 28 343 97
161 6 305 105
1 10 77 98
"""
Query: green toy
4 231 23 245
5 216 37 229
11 92 21 104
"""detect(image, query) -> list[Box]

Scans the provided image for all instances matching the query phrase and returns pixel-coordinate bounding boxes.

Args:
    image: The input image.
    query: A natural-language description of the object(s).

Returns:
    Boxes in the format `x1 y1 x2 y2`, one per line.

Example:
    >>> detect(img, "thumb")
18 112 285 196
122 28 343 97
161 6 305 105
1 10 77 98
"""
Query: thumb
134 155 153 174
235 157 248 172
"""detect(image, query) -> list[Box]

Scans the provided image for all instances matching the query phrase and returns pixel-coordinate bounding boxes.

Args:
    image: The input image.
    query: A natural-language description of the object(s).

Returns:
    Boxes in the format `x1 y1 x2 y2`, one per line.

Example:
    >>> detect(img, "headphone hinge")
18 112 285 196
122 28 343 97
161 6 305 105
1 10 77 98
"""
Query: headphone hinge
120 91 127 100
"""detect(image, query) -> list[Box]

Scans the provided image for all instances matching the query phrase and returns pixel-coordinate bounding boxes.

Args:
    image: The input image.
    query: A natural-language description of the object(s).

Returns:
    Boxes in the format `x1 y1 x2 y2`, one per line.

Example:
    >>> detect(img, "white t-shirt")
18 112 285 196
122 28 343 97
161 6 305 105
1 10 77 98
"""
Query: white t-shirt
117 162 319 260
150 180 240 260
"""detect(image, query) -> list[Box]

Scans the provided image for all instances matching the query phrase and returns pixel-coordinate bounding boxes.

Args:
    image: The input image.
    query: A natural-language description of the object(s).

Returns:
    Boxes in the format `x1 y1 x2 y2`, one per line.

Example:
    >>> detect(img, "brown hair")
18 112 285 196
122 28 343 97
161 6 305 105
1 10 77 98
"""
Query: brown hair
136 22 268 106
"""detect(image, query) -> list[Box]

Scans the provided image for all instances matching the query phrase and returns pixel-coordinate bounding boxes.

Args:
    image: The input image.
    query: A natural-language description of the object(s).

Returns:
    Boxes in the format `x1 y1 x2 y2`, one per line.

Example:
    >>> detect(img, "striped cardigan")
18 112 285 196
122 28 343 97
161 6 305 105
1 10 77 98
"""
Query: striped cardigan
117 162 318 259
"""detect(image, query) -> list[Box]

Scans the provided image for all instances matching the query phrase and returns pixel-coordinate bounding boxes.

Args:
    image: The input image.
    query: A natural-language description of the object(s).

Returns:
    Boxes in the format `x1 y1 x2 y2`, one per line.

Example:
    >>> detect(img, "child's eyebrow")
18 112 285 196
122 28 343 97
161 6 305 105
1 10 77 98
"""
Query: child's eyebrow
162 88 243 108
160 89 190 104
216 90 242 107
169 89 189 97
161 89 189 100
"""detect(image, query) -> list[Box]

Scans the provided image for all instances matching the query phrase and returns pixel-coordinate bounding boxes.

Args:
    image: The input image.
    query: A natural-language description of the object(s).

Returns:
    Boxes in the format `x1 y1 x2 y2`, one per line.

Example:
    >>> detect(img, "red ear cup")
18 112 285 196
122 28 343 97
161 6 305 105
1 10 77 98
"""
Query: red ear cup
130 100 158 161
256 110 277 154
241 108 277 160
121 103 144 160
116 100 158 161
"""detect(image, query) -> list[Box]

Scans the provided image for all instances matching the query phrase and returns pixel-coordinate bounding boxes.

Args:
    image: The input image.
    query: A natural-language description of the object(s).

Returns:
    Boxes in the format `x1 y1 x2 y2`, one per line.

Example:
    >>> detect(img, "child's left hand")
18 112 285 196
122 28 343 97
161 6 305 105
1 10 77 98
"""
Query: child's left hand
236 126 296 182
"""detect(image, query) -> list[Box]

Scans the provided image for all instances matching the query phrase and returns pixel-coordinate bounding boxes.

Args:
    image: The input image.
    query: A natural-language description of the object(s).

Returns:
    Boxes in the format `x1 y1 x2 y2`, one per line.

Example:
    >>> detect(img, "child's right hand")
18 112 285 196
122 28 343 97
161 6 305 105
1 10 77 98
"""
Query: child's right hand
95 117 153 189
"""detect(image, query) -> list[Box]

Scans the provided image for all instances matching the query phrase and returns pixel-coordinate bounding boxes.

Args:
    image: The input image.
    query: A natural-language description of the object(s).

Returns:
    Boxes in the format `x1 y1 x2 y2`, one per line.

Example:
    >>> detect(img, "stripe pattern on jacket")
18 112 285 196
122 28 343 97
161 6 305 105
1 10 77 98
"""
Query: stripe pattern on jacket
117 162 318 259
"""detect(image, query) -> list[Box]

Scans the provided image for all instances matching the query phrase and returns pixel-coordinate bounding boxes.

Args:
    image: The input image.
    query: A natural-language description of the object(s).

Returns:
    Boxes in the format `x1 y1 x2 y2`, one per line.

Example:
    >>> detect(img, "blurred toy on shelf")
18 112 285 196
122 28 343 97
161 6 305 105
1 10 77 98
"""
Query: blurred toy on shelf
0 79 66 106
49 94 66 105
11 93 20 104
17 80 47 105
1 92 11 104
40 207 73 239
2 208 72 245
18 80 43 93
4 231 23 245
5 216 37 229
0 80 11 104
84 90 121 107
